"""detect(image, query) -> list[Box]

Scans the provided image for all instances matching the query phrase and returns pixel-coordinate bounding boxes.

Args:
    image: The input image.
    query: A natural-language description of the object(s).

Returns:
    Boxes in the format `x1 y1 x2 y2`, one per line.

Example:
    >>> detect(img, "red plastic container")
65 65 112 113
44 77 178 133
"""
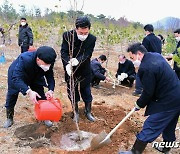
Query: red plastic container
35 98 62 122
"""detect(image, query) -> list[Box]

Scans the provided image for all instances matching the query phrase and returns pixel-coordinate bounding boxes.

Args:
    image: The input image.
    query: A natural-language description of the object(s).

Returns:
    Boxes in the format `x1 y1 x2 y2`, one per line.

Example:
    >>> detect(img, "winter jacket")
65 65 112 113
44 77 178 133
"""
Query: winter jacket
142 33 162 54
18 24 33 46
91 58 106 80
116 59 136 77
61 30 96 84
173 41 180 72
137 52 180 116
8 51 55 95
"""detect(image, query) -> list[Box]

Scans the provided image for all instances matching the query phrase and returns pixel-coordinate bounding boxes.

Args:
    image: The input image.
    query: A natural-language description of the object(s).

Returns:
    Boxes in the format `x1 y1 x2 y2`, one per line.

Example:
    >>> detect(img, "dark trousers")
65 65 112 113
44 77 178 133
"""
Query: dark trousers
121 74 135 85
91 77 102 86
21 45 29 53
67 80 92 104
5 84 46 109
135 73 143 93
91 70 106 86
137 108 180 143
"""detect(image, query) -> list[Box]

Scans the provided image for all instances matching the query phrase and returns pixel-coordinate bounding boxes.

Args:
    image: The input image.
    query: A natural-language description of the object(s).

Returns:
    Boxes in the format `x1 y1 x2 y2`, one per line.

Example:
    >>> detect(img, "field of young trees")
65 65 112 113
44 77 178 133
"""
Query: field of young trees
0 0 177 54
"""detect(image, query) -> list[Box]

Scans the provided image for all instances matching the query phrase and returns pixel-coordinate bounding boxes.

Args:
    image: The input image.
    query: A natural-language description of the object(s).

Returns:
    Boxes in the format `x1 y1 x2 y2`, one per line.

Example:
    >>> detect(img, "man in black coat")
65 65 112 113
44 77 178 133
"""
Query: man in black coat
119 43 180 154
165 28 180 79
173 29 180 79
18 17 33 53
0 27 5 44
142 24 162 54
133 24 162 96
116 54 136 87
91 55 110 88
4 46 57 128
60 16 96 122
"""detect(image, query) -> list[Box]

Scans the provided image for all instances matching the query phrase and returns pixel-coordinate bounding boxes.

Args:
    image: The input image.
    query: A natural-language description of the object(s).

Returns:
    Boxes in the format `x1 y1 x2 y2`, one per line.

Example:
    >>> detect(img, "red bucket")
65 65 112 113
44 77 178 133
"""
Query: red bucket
34 98 62 122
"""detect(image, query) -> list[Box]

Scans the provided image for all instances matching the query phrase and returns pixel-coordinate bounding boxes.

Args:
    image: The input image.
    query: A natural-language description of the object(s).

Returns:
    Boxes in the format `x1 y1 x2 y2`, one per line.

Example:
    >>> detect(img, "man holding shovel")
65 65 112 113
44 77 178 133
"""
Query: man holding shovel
4 46 57 128
60 16 96 122
119 43 180 154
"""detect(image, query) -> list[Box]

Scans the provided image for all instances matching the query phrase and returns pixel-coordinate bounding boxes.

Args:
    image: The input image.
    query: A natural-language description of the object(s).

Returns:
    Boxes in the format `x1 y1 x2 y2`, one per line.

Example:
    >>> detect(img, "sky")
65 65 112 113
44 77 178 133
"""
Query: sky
0 0 180 24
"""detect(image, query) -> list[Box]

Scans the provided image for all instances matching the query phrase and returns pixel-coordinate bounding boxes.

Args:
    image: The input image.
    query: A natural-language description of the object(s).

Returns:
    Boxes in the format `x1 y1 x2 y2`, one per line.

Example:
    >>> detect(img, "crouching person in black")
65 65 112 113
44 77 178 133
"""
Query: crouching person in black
91 55 110 88
4 46 57 128
116 54 136 87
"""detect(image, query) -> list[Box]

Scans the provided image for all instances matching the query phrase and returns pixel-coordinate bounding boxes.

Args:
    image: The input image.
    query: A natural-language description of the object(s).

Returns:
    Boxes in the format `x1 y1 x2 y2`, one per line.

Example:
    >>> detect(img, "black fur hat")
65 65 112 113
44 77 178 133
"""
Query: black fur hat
36 46 57 64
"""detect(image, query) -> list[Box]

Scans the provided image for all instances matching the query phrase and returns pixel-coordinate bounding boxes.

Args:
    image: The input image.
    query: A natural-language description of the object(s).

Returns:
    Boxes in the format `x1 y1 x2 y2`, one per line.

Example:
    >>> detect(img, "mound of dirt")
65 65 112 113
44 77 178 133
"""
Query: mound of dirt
14 105 139 154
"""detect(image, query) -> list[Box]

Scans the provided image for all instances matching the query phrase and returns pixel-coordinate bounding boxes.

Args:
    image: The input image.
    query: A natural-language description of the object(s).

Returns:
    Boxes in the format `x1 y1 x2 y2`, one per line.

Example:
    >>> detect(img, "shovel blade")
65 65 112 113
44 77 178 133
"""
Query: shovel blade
90 130 111 150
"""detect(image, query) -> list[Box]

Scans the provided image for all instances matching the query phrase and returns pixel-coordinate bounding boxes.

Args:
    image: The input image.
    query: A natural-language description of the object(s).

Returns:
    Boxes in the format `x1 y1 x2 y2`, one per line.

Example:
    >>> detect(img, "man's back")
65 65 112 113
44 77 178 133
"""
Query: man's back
138 52 180 115
142 33 162 54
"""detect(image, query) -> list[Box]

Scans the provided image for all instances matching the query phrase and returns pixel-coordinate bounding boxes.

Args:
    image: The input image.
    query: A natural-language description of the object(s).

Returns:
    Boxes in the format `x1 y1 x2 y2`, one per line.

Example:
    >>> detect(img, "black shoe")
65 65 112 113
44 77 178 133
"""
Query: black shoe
129 82 133 87
4 119 13 128
119 139 147 154
85 102 95 122
44 120 53 127
132 91 141 97
4 108 14 128
154 146 171 154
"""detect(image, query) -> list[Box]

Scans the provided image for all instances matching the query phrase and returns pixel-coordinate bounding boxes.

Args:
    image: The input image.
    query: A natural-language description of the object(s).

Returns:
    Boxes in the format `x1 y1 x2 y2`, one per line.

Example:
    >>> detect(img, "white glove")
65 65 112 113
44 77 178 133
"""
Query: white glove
70 58 79 66
26 89 41 103
45 90 54 99
66 64 72 76
121 73 128 79
118 75 124 81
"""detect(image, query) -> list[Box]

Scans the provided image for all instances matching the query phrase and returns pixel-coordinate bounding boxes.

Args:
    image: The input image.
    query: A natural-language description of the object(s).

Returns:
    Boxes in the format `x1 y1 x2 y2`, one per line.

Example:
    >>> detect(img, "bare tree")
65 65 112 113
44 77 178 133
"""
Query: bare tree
60 0 86 140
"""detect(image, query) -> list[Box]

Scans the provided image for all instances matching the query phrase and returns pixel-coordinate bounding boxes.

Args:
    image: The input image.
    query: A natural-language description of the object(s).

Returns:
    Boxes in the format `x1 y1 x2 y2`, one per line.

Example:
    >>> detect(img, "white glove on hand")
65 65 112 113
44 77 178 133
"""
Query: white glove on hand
70 58 79 66
121 73 128 79
45 90 54 99
135 102 141 111
66 64 72 76
118 75 124 81
26 89 41 103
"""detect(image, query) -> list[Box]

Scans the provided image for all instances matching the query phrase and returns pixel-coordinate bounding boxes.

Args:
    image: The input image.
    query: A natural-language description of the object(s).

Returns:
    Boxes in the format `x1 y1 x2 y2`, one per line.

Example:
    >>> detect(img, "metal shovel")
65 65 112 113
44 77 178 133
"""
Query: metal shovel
91 107 136 150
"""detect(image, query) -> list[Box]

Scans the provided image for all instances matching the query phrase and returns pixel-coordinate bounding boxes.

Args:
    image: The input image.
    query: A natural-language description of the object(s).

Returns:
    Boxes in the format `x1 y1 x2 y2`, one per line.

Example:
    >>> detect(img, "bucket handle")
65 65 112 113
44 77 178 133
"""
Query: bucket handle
47 98 62 110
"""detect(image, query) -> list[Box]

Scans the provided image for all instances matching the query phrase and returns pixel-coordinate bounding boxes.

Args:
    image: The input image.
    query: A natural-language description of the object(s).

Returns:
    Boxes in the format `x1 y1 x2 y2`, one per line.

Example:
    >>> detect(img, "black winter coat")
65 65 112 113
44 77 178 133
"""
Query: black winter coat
61 30 96 84
137 52 180 116
173 41 180 72
142 33 162 54
18 24 33 46
116 59 136 77
8 51 55 95
91 58 106 80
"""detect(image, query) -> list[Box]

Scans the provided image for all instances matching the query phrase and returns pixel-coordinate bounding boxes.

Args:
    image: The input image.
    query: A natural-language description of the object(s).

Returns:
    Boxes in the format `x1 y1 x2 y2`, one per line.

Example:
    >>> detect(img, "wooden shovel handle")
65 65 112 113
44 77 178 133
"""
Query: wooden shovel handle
106 107 136 138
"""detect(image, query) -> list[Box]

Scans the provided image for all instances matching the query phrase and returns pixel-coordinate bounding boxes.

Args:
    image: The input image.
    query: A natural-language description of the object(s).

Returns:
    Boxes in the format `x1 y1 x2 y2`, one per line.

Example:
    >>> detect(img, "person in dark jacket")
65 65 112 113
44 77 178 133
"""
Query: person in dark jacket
142 24 162 54
18 17 33 53
4 46 57 128
116 54 136 87
91 55 110 87
133 24 162 96
60 16 96 122
157 34 165 45
0 27 5 44
119 43 180 154
173 29 180 79
165 28 180 79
